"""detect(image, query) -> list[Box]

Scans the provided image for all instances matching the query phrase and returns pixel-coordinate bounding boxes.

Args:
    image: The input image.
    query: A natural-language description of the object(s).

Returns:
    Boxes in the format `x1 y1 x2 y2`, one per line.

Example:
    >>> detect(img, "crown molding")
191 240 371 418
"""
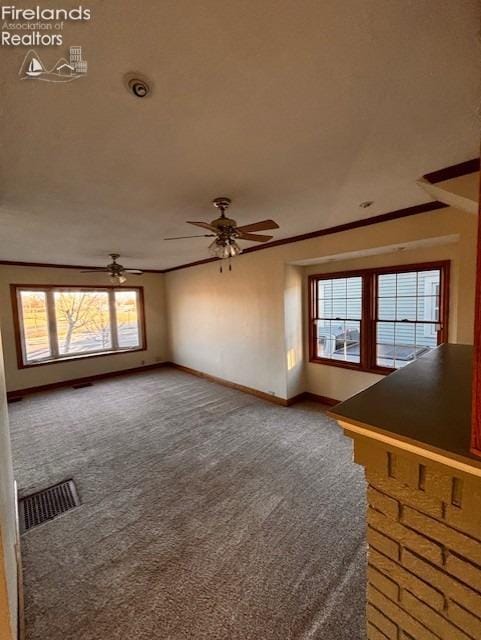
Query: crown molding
0 260 165 273
163 200 448 273
423 158 479 184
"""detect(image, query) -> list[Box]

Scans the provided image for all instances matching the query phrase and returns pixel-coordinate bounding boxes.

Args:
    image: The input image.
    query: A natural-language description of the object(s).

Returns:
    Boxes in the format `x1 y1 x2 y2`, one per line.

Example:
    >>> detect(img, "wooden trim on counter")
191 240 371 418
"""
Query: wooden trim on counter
337 418 481 478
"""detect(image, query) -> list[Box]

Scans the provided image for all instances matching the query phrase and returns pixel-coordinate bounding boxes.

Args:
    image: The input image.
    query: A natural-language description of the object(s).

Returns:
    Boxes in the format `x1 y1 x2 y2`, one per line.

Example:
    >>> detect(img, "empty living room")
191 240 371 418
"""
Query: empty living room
1 2 481 639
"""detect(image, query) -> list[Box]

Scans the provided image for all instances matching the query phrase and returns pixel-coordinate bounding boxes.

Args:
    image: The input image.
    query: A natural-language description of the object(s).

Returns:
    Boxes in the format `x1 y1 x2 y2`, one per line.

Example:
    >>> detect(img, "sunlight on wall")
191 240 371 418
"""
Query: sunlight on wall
287 348 297 371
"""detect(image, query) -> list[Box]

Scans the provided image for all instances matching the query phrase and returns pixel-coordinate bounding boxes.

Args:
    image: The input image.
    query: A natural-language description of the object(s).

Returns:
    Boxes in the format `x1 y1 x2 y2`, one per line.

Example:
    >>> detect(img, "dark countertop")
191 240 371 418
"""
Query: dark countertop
329 344 478 466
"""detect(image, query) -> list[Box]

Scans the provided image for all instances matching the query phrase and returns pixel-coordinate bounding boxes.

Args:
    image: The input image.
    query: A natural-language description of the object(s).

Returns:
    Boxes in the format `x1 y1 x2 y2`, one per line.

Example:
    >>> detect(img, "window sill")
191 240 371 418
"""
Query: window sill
20 346 146 369
309 356 393 376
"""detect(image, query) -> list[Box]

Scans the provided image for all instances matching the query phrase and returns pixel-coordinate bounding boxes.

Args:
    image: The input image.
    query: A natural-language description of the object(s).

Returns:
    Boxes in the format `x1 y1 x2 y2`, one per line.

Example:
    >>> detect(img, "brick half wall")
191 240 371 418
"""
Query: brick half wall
349 434 481 640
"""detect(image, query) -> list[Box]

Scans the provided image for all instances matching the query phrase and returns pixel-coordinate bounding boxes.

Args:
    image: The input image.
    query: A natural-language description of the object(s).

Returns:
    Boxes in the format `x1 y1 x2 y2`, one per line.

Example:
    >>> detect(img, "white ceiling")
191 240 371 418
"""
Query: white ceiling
0 0 479 270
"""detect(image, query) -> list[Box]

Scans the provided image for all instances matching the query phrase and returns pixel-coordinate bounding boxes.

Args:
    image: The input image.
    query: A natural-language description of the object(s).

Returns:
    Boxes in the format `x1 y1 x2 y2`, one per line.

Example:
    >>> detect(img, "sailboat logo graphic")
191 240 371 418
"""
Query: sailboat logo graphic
26 57 43 77
19 47 88 83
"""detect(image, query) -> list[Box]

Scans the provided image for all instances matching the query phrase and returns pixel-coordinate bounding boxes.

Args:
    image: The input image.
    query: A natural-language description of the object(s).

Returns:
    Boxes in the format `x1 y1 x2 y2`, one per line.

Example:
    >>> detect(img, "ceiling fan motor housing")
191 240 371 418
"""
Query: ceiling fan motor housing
212 217 237 230
108 253 125 274
171 197 279 250
211 197 237 231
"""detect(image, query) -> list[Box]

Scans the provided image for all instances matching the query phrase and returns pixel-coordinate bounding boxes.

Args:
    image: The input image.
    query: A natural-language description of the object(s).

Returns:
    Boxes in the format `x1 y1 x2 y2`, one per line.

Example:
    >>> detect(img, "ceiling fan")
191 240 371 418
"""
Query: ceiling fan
81 253 144 284
165 197 280 266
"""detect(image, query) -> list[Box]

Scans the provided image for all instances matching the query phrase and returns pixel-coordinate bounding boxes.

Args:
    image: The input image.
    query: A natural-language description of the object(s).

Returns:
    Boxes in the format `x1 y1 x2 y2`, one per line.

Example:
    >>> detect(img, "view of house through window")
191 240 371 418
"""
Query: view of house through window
310 263 448 372
15 286 144 365
376 270 442 369
315 276 362 364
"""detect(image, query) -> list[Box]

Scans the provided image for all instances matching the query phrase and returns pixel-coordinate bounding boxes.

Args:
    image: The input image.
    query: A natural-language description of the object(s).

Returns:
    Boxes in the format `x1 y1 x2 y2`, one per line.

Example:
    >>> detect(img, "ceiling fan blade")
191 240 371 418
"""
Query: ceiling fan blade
236 219 280 233
164 234 216 240
124 269 144 275
81 269 109 273
237 232 274 243
186 221 218 232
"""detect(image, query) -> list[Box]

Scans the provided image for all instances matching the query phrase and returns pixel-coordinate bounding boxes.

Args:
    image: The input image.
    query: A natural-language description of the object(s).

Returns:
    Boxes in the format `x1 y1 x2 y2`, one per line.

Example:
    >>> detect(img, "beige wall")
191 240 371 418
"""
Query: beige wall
166 207 477 402
0 333 18 640
0 267 168 392
284 265 305 398
166 252 287 398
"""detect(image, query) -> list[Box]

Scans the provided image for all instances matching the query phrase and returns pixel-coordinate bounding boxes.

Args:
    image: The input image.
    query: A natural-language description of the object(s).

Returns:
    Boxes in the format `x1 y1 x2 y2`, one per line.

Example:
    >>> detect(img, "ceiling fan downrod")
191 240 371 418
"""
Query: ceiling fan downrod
212 197 231 218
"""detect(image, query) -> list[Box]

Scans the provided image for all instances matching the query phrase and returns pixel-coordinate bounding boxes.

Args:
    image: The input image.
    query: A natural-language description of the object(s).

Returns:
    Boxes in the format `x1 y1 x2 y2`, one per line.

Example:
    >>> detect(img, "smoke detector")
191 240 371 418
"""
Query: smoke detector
124 73 152 98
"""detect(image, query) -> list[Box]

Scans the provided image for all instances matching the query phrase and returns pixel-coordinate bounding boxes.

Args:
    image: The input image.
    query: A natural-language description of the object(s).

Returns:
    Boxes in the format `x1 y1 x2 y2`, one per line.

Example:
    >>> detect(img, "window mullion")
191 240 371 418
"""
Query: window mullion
361 273 373 370
370 273 378 370
109 290 119 351
310 277 318 360
46 289 59 358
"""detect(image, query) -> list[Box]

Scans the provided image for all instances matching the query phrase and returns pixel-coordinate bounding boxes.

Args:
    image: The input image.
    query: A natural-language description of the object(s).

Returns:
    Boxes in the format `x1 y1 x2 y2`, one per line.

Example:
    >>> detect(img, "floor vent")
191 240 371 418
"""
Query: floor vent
19 480 80 533
72 382 93 389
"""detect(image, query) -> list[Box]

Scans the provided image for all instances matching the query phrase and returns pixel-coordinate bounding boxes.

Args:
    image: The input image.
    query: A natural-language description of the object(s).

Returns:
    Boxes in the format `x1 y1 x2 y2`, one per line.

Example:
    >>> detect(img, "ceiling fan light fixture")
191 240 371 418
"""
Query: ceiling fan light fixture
110 273 127 285
81 254 143 282
228 241 242 258
167 198 278 265
208 238 242 260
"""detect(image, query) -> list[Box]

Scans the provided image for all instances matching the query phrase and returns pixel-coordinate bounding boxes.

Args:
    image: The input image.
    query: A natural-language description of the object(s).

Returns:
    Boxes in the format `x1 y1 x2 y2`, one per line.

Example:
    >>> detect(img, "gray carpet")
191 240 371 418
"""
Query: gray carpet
8 368 367 640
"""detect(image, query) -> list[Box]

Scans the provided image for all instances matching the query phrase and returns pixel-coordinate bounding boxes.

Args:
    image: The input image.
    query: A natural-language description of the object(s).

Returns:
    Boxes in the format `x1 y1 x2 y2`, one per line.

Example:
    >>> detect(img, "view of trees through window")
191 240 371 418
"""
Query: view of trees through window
17 287 143 364
19 291 51 362
55 291 112 355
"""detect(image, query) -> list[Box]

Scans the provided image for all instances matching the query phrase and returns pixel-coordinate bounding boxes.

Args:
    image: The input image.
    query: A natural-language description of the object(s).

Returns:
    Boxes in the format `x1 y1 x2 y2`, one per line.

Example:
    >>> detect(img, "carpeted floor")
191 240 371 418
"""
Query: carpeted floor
8 368 367 640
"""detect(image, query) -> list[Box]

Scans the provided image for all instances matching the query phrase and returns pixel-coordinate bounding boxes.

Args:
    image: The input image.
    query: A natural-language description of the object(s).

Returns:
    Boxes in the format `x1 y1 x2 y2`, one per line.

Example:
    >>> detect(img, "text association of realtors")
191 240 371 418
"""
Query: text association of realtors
2 5 90 45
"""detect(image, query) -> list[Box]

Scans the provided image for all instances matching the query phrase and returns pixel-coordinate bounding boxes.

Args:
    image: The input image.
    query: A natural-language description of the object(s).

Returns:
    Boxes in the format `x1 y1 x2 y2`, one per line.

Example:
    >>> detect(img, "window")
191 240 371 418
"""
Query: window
13 286 145 367
309 262 449 373
313 276 363 364
376 269 444 369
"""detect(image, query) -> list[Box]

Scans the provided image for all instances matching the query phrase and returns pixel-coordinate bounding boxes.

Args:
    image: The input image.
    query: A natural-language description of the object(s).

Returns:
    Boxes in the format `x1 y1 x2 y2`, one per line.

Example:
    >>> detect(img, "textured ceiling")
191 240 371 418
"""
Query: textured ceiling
0 0 479 269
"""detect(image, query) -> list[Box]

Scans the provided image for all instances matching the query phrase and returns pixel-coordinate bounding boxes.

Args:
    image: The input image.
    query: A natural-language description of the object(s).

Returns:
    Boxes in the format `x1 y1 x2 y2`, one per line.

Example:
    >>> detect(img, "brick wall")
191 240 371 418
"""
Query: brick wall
350 433 481 640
